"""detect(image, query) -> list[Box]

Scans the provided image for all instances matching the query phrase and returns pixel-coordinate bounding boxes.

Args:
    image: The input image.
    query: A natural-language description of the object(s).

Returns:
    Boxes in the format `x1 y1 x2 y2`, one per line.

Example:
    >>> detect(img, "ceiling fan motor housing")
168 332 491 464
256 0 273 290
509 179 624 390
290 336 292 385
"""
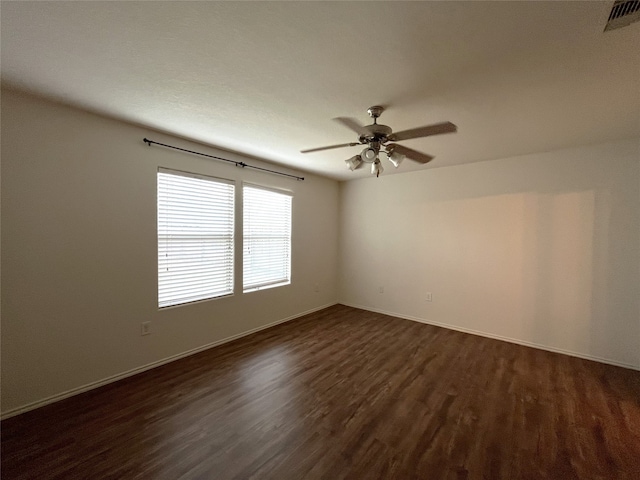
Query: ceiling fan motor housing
359 124 392 144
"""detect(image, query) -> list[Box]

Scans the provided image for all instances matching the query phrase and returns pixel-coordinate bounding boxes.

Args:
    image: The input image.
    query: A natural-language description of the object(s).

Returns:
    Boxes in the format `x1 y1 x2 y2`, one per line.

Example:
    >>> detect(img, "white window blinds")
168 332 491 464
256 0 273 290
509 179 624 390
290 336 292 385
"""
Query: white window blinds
157 169 235 308
243 185 292 292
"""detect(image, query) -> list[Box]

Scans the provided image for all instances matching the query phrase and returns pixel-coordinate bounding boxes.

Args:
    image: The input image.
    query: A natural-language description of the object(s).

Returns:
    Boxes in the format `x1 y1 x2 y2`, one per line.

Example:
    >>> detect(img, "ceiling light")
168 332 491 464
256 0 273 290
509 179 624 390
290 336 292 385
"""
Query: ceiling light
387 149 405 168
360 147 378 162
371 160 383 177
345 155 363 171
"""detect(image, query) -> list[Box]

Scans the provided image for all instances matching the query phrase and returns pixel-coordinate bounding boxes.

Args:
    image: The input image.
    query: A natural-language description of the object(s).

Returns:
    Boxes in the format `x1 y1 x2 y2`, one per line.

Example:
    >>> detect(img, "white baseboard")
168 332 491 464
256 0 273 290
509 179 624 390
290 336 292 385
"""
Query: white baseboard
1 302 338 420
340 302 640 372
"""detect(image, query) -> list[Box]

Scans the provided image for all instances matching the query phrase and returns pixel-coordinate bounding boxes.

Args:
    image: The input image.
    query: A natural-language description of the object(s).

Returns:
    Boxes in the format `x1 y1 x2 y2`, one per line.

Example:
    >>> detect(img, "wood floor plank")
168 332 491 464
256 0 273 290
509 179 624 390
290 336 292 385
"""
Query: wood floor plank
2 305 639 479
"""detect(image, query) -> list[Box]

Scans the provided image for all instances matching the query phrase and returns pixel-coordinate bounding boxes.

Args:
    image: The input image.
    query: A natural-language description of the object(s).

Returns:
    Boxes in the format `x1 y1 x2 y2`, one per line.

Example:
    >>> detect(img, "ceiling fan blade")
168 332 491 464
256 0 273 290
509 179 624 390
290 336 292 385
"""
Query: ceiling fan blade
386 143 434 164
333 117 370 137
300 142 360 153
389 122 457 142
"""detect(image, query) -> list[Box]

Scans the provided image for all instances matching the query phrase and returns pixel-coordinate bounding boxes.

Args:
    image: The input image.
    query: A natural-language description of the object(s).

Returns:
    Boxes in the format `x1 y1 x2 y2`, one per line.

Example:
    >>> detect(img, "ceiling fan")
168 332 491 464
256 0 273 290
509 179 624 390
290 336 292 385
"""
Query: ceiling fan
301 106 457 177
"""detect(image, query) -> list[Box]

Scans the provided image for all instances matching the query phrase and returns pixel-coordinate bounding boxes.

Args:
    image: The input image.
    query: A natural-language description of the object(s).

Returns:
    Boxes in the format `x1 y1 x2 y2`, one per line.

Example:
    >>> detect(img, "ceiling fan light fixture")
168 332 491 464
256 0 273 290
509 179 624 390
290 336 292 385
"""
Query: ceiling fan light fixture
387 149 405 168
371 159 383 177
345 155 363 171
360 147 378 163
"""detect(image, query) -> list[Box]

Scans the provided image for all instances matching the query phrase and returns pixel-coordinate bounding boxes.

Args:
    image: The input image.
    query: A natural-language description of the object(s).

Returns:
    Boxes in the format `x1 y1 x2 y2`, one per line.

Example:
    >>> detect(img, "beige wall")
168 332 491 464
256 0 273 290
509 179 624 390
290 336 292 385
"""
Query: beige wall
1 90 339 415
339 140 640 369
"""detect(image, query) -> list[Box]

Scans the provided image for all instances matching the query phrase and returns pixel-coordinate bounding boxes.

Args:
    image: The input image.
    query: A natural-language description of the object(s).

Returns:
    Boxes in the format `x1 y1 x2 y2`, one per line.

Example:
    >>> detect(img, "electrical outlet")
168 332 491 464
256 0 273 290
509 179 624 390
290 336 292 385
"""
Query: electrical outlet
141 321 151 336
426 292 433 302
379 286 384 294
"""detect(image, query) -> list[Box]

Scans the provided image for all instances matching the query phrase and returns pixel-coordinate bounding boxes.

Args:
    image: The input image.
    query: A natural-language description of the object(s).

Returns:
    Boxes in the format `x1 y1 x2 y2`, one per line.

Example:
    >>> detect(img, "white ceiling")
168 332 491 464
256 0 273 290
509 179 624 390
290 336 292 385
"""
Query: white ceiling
2 1 639 180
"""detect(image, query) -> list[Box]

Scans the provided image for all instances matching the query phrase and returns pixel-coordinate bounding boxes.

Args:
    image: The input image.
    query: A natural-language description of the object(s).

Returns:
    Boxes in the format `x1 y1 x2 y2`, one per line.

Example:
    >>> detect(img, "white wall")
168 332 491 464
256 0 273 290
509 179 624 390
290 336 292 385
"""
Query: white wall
339 140 640 369
1 89 339 415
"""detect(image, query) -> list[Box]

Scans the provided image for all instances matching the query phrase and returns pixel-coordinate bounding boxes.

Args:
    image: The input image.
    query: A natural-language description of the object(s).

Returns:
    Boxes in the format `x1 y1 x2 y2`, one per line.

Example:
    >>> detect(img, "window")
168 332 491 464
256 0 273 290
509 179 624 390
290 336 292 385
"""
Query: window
243 185 292 292
157 169 234 308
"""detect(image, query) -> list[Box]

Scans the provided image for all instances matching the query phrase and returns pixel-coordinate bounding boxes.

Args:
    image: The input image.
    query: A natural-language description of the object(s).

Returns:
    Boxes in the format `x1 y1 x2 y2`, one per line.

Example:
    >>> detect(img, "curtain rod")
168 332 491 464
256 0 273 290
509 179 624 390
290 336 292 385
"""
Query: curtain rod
143 138 304 181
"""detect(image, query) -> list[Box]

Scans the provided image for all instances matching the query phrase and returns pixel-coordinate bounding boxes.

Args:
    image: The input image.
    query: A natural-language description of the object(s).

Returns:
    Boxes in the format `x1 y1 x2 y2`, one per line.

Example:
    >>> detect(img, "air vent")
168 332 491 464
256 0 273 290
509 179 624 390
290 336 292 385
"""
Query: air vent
604 0 640 31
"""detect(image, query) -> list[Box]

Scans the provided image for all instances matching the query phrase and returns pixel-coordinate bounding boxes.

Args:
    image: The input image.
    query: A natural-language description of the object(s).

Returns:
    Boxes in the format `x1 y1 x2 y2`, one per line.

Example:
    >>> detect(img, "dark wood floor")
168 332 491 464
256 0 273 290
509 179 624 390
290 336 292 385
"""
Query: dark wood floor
2 305 640 479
